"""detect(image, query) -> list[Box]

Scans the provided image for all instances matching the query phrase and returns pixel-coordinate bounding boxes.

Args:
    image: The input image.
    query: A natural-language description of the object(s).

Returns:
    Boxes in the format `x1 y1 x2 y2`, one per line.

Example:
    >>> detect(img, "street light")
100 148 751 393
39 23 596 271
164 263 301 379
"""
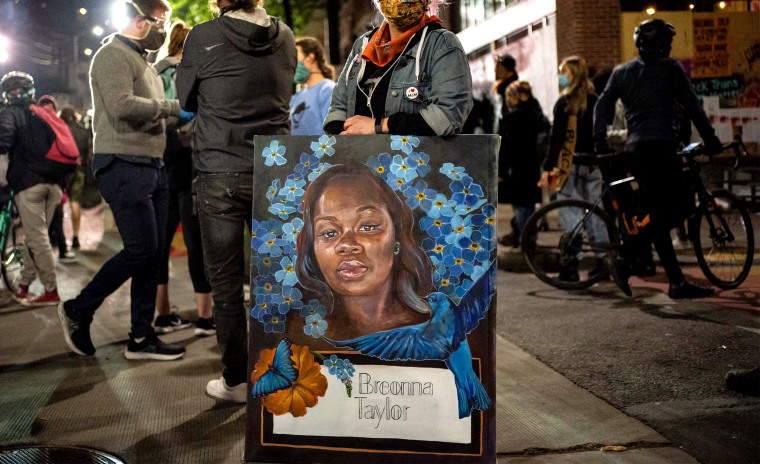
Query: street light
92 26 104 36
646 7 656 14
111 2 131 30
718 1 726 8
79 7 87 15
84 48 93 56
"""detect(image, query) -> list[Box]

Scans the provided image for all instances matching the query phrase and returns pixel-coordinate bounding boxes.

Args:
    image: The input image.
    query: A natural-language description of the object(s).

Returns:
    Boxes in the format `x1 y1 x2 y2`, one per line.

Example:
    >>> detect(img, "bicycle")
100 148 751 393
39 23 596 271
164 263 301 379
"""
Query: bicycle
520 136 755 294
0 192 25 296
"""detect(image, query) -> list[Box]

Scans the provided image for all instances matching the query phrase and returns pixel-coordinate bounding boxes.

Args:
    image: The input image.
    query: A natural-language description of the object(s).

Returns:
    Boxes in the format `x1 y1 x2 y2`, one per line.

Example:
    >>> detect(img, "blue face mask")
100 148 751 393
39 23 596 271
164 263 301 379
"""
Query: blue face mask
293 61 310 84
558 74 570 89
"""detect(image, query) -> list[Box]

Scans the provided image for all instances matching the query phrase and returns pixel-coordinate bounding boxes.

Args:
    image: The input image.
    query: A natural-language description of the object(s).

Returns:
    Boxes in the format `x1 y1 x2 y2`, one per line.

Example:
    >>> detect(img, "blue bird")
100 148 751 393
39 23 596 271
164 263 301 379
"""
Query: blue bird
325 263 496 418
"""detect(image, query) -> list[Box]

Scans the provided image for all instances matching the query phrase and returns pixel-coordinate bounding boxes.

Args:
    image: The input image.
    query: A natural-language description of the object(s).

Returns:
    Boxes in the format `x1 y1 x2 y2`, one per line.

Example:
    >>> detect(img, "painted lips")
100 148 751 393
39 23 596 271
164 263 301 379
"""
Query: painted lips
337 260 368 279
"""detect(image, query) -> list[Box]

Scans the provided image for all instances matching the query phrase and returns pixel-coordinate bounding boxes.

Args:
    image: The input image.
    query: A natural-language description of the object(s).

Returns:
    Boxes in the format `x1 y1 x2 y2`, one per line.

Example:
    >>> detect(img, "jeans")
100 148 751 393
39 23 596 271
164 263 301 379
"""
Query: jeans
15 183 62 291
557 164 609 258
513 204 536 245
158 186 211 293
197 172 252 387
71 159 169 338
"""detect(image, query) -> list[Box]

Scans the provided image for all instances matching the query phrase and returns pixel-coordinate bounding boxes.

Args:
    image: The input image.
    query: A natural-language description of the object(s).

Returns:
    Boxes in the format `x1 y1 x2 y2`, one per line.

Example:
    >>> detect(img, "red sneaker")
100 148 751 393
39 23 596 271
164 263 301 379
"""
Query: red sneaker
13 284 29 302
22 289 61 307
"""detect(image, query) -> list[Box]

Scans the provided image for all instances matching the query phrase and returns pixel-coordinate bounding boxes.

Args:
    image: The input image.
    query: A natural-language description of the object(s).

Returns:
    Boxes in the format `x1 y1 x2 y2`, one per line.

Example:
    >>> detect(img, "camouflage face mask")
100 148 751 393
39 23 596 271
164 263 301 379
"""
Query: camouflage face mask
378 0 427 30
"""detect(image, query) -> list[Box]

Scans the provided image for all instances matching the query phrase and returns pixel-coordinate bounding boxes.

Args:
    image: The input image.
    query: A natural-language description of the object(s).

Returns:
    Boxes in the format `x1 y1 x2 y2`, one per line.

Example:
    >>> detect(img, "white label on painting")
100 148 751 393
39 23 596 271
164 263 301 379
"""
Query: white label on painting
272 364 472 443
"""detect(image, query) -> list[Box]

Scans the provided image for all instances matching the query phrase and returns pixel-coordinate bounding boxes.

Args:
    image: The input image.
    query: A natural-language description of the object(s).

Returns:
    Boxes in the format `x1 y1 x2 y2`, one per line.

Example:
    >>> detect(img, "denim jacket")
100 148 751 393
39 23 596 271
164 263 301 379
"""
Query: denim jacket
324 26 473 136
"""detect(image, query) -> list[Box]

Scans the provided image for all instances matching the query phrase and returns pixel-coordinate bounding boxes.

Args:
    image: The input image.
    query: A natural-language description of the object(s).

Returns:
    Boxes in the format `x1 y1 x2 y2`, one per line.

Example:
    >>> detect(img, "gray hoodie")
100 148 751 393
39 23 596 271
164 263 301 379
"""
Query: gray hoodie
177 8 296 173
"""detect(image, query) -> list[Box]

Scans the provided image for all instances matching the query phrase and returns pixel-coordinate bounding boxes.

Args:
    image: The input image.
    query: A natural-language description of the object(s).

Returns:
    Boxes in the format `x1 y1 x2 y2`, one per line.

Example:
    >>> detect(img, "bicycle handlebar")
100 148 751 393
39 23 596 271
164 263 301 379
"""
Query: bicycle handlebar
677 134 751 170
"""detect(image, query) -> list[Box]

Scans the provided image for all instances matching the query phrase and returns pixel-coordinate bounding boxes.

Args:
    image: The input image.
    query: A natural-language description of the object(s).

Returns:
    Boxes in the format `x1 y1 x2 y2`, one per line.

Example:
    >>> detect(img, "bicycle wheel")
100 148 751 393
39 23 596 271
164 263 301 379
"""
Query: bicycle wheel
521 199 621 290
693 190 754 289
1 222 25 295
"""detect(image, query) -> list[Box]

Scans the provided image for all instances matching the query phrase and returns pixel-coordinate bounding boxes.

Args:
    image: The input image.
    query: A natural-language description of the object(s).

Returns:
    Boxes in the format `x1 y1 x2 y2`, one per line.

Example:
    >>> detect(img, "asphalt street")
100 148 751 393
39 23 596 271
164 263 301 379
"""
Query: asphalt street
497 245 760 464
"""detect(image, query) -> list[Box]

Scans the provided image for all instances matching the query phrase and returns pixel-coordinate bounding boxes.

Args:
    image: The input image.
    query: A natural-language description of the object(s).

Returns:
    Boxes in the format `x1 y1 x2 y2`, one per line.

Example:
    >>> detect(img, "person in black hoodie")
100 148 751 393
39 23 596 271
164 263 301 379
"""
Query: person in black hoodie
176 0 296 403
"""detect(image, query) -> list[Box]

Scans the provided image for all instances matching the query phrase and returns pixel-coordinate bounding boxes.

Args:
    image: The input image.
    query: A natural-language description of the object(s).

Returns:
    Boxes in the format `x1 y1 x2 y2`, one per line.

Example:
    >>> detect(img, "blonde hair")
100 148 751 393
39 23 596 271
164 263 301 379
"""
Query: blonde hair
560 56 596 116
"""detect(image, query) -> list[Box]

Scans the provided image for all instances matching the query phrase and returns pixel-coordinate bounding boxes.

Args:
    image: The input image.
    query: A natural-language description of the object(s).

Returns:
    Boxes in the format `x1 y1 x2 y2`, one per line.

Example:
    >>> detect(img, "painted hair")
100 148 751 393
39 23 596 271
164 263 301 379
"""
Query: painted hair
295 162 433 316
296 37 334 81
560 55 596 116
168 21 191 57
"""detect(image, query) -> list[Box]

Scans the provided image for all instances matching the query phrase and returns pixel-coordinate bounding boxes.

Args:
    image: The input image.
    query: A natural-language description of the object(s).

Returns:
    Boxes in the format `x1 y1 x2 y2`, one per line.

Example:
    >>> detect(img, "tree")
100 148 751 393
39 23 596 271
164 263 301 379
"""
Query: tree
169 0 326 35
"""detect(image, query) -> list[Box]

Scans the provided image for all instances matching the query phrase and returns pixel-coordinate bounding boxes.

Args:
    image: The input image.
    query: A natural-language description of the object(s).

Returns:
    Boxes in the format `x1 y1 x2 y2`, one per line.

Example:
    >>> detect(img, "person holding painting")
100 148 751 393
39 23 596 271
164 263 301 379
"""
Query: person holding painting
324 0 472 136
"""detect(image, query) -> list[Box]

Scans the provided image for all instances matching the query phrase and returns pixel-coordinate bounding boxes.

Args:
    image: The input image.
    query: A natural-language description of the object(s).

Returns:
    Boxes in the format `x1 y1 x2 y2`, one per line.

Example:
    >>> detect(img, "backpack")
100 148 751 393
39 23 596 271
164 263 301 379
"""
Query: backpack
18 104 80 179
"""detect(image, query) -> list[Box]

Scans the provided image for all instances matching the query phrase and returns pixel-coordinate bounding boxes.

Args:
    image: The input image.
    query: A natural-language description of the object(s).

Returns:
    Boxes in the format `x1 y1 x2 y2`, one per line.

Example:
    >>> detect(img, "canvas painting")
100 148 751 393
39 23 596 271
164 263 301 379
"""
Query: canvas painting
245 134 498 463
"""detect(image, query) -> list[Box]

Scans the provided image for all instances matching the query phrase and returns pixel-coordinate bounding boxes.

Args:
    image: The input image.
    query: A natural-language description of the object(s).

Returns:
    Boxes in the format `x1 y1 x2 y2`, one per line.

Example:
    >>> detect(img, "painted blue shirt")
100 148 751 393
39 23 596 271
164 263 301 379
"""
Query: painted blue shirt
290 79 336 136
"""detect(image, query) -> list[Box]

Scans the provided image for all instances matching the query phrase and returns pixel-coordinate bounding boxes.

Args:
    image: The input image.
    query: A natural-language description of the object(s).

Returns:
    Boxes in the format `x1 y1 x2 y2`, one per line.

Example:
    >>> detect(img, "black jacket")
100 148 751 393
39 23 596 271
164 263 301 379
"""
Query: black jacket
500 98 546 205
594 54 717 149
0 104 60 192
177 13 296 173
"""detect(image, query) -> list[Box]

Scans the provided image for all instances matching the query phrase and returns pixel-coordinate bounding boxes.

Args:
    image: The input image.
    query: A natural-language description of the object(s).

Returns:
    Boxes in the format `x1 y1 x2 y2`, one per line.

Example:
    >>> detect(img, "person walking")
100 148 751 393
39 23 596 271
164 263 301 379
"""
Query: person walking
177 0 296 402
57 0 186 360
154 22 215 337
59 106 92 253
594 19 723 299
0 73 66 305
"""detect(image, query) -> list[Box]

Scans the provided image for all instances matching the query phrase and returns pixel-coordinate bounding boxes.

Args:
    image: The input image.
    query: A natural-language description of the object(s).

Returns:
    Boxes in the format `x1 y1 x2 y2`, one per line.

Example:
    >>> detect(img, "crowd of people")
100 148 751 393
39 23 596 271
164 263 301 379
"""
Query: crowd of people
2 0 755 402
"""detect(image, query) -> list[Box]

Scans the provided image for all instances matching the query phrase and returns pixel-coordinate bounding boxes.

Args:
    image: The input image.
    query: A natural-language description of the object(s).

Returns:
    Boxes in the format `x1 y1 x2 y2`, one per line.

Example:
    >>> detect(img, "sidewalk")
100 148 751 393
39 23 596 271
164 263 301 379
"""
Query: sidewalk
0 206 703 463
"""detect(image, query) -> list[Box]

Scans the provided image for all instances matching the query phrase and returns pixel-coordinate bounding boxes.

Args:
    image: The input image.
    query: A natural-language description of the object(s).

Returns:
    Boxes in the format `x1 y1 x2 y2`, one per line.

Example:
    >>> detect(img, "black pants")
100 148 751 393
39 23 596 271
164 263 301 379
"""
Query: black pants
158 186 211 293
197 172 252 387
71 159 169 338
626 140 686 284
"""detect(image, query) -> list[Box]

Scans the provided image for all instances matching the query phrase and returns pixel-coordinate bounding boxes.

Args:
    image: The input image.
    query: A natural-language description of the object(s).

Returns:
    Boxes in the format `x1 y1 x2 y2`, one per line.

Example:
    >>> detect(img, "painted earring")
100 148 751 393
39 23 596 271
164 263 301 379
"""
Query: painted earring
393 242 400 255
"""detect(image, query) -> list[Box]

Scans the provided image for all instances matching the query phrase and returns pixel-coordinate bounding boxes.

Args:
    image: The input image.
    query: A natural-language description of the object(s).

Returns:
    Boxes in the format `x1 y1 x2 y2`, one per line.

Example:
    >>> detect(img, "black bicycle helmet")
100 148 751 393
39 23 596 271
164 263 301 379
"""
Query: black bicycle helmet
634 19 676 55
1 71 35 105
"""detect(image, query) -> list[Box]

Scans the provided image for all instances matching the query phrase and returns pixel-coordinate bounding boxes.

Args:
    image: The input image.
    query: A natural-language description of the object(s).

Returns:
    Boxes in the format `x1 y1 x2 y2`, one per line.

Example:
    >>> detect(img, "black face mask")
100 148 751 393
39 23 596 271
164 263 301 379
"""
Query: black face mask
136 25 167 52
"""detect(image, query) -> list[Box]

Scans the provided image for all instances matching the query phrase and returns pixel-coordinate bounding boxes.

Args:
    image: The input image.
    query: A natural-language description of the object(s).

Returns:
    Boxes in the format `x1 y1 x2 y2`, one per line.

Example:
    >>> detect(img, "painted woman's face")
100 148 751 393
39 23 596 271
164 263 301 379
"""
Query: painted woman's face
312 179 396 299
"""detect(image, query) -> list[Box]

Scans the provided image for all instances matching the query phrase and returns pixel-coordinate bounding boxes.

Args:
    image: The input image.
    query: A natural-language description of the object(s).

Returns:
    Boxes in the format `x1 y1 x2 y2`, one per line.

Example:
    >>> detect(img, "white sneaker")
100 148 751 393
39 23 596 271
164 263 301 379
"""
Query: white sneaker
206 377 247 403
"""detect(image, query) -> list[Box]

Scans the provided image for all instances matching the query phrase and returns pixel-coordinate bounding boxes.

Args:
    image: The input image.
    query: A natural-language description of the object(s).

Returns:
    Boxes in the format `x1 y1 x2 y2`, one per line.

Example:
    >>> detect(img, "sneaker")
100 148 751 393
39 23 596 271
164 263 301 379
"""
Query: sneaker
23 288 61 307
13 284 29 302
725 367 760 397
668 279 714 299
498 231 519 247
154 312 192 333
57 300 95 356
206 377 247 403
71 236 80 250
124 333 185 360
195 317 217 337
59 250 77 264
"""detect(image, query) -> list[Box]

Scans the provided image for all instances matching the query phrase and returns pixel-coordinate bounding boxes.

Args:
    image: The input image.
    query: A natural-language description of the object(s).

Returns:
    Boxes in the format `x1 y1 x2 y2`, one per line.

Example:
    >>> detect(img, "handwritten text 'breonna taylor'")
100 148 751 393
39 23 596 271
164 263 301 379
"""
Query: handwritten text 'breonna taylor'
354 372 434 429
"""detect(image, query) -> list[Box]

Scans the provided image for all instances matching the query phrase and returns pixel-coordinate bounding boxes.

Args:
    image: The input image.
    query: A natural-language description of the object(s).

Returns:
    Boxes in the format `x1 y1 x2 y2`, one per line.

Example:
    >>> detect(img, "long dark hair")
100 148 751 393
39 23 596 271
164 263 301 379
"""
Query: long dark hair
167 22 190 57
296 36 334 81
295 162 433 316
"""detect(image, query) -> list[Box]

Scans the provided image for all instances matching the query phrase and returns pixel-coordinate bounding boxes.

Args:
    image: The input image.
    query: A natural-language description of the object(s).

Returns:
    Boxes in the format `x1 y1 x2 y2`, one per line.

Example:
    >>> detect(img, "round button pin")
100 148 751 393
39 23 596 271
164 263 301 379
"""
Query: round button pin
406 87 419 100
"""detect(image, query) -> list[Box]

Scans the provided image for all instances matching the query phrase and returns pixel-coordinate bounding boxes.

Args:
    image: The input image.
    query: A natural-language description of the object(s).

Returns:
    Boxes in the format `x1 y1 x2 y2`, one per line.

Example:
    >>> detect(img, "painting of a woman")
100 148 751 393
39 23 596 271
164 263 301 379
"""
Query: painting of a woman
295 162 433 340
